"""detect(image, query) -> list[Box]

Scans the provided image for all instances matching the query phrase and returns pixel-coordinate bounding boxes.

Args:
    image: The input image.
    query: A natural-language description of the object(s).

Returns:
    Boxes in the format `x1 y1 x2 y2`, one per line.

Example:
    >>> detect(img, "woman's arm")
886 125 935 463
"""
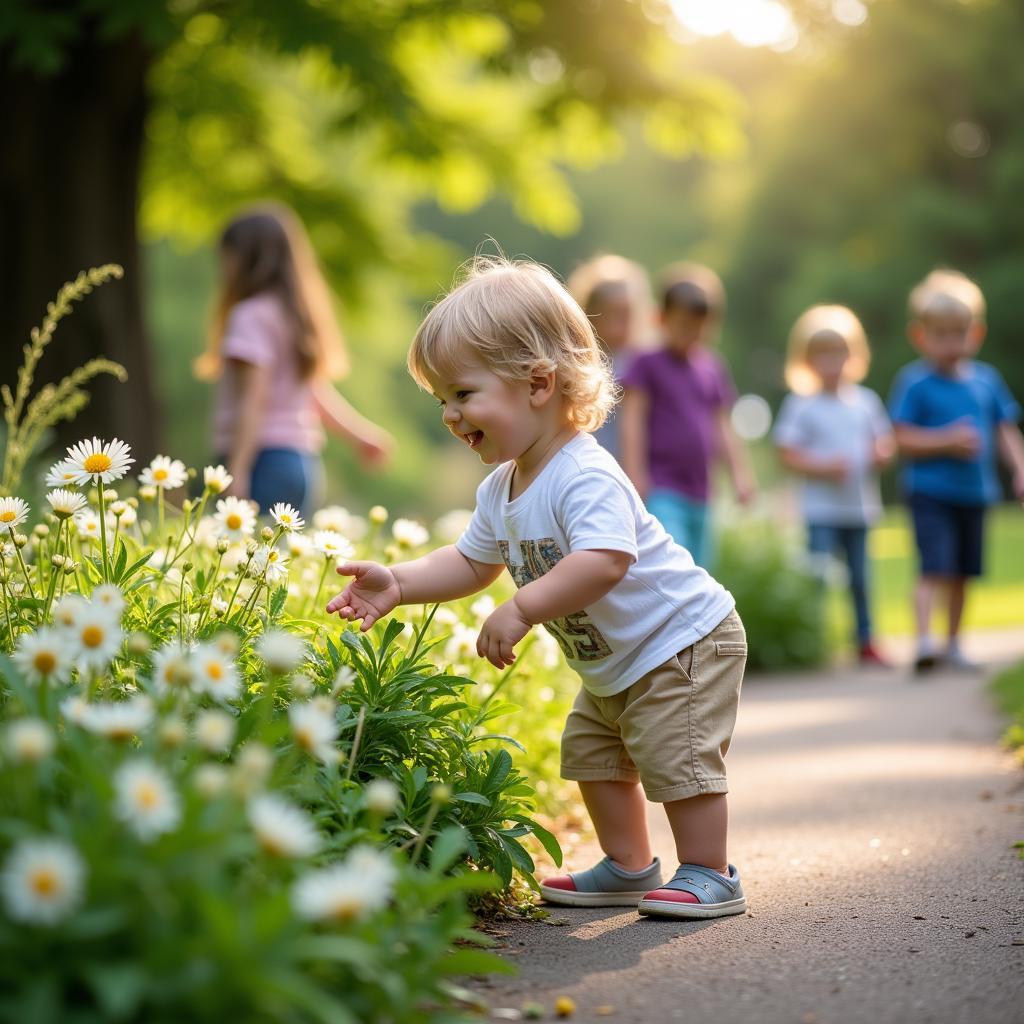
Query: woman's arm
311 379 394 467
619 388 650 497
716 408 757 504
224 359 272 499
777 445 848 482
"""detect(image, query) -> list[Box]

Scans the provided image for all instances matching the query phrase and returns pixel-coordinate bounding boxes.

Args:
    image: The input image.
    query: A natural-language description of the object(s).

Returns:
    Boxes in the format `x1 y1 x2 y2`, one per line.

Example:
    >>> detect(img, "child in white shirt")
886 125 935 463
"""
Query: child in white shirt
326 256 749 919
774 304 895 666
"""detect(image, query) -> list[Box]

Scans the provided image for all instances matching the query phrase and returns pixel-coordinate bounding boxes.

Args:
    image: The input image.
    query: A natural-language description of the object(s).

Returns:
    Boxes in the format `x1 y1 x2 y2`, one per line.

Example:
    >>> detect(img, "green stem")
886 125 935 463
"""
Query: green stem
195 550 224 633
224 549 257 620
167 489 210 569
10 531 38 607
96 480 110 583
41 519 65 621
1 575 15 650
410 802 440 865
344 705 366 783
304 558 332 619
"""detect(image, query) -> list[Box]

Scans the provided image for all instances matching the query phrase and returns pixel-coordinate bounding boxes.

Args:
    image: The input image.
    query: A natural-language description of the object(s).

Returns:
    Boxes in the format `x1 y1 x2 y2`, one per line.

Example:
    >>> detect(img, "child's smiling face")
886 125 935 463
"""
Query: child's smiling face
426 353 539 467
910 311 982 373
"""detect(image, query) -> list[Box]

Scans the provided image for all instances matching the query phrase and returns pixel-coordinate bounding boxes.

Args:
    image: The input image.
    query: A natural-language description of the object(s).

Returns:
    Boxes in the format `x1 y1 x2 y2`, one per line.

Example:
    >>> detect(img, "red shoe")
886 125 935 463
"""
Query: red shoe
858 641 892 668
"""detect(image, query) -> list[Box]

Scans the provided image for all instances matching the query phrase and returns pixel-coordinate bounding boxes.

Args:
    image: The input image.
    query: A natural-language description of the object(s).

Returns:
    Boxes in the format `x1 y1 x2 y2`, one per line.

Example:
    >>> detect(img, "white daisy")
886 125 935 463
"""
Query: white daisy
149 643 195 696
247 794 320 858
470 594 496 622
233 743 275 796
59 695 90 726
202 465 233 494
368 505 388 525
331 665 356 695
91 583 125 618
364 778 400 815
291 847 395 922
68 606 123 672
108 502 137 528
257 630 306 674
250 545 289 584
432 606 459 627
11 627 73 685
73 509 101 542
270 503 304 532
191 643 241 704
139 455 187 490
79 696 154 740
214 496 256 541
193 764 229 798
193 709 236 753
392 517 429 548
312 505 353 535
157 716 188 749
313 530 354 560
284 532 313 560
113 759 181 841
445 623 477 664
193 516 222 550
46 489 87 520
4 718 56 763
64 437 134 485
0 496 30 532
1 837 86 925
51 594 87 631
288 700 338 762
44 459 80 489
433 508 473 543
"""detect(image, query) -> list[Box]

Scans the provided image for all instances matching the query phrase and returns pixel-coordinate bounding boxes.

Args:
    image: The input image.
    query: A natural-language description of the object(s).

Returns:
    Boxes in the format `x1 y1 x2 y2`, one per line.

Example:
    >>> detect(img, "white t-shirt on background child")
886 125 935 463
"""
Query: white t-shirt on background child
455 432 735 697
773 385 891 526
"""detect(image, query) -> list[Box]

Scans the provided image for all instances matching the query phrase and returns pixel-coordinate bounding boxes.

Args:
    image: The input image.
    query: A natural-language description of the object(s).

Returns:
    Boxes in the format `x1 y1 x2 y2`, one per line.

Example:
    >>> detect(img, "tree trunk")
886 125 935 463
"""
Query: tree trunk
0 26 160 472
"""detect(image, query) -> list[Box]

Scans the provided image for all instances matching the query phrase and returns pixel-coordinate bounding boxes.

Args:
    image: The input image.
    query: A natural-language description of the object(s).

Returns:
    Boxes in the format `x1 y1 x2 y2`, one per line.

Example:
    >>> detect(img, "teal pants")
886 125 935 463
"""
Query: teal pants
647 489 711 568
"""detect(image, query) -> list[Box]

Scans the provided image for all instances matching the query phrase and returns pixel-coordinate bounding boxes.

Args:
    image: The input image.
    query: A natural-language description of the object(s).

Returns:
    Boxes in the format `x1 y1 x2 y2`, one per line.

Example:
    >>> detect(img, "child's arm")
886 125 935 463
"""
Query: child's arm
715 408 757 504
311 379 394 468
476 549 632 669
326 545 504 631
224 360 272 499
619 388 650 497
776 446 848 482
893 420 980 460
997 421 1024 502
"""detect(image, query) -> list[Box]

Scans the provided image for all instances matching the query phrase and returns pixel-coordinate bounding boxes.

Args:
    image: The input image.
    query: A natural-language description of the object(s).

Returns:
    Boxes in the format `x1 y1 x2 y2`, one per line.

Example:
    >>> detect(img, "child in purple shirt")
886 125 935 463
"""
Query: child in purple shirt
621 263 756 566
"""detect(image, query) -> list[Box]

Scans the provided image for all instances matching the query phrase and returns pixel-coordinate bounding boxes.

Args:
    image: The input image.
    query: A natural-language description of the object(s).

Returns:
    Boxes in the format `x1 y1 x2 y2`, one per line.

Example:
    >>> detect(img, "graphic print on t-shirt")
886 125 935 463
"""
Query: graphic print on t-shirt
497 537 613 662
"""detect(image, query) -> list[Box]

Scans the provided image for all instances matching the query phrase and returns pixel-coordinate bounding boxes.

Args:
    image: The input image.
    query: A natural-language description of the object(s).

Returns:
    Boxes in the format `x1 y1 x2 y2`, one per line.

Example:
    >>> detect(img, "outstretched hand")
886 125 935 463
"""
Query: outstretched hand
476 599 532 669
326 561 402 631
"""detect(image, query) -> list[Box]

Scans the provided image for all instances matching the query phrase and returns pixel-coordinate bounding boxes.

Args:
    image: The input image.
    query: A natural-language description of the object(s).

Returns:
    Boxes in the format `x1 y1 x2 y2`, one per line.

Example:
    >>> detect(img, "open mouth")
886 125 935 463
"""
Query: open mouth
464 431 484 449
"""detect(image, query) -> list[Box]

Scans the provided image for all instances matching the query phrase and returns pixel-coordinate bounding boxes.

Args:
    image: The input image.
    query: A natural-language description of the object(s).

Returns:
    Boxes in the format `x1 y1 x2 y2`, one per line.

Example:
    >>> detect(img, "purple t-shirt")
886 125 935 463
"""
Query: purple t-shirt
621 347 736 501
212 293 324 455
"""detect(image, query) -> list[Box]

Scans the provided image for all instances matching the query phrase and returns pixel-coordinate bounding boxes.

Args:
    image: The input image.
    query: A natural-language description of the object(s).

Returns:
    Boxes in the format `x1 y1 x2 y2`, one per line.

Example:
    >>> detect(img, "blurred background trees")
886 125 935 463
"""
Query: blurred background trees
3 0 1022 515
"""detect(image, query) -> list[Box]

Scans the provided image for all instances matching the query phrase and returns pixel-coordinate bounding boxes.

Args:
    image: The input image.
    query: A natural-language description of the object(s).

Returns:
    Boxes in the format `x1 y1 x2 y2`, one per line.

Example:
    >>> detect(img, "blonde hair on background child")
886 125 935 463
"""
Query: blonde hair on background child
196 202 348 382
566 253 654 350
908 268 986 324
784 304 871 396
408 255 616 433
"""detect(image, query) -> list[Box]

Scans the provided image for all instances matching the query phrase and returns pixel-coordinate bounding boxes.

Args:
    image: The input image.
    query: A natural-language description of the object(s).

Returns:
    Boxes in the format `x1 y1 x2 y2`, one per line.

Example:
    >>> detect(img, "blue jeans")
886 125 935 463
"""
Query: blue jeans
218 448 323 521
647 489 711 568
807 523 871 644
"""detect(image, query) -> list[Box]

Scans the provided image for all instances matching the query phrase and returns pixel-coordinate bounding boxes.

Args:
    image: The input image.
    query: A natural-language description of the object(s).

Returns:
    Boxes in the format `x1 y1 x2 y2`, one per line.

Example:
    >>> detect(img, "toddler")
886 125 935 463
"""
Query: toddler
620 263 755 567
327 256 749 919
890 269 1024 672
774 305 894 666
567 254 652 461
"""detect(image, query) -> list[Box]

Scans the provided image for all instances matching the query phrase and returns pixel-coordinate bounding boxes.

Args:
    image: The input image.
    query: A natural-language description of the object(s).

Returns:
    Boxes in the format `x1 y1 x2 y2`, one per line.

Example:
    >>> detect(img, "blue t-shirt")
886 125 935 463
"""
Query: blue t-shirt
889 359 1020 505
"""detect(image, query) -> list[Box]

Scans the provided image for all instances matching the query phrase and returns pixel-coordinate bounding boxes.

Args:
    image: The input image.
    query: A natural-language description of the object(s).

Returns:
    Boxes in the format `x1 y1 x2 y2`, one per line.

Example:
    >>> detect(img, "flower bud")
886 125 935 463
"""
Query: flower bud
369 505 388 525
431 784 452 806
103 489 117 502
33 524 50 539
260 526 274 542
13 533 28 548
216 538 231 554
50 553 65 568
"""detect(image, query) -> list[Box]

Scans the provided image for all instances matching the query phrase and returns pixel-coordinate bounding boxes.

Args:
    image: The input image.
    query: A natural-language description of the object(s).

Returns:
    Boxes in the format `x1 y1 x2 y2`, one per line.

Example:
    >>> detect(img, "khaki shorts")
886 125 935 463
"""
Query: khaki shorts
560 610 747 803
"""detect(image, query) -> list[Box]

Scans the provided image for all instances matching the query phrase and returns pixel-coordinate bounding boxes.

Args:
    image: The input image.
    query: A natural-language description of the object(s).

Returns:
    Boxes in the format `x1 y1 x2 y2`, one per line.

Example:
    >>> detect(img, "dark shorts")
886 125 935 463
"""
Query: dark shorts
908 493 985 578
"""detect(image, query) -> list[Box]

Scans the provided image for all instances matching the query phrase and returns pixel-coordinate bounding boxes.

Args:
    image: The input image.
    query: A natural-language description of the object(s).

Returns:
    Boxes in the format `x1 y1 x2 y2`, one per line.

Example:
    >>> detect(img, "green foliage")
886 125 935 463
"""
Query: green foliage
714 518 826 672
991 660 1024 756
1 268 127 496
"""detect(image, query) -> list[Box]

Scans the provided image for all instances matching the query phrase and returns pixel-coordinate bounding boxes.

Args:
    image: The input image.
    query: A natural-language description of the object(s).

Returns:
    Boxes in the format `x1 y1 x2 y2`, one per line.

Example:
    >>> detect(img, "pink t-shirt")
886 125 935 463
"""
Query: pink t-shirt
212 293 323 454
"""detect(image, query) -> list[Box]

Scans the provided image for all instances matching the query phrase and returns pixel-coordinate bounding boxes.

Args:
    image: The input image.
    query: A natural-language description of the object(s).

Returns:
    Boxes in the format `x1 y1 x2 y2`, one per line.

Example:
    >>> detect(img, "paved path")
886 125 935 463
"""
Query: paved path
474 632 1024 1023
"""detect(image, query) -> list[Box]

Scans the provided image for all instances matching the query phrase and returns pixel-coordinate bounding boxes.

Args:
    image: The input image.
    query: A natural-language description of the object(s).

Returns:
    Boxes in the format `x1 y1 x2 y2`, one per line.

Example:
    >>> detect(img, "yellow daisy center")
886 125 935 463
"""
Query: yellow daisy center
280 514 293 524
0 511 16 523
329 899 361 922
81 626 104 648
136 783 160 810
29 868 59 897
33 651 57 674
226 514 242 530
206 662 223 681
153 468 168 481
83 453 112 474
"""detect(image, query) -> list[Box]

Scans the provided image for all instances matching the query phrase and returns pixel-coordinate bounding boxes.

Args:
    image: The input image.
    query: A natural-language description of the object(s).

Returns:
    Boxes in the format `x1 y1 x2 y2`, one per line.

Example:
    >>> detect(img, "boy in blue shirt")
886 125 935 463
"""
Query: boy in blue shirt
890 269 1024 673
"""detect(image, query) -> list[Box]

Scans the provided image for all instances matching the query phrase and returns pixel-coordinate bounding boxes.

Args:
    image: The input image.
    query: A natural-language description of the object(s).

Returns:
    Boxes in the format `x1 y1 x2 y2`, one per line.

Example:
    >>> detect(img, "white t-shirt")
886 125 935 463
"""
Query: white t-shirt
455 433 735 697
773 385 891 526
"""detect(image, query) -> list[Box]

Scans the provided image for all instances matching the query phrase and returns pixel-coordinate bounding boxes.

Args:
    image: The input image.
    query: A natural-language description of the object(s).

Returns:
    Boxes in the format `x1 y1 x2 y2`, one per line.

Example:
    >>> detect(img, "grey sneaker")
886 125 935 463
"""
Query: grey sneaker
540 856 663 907
943 646 981 672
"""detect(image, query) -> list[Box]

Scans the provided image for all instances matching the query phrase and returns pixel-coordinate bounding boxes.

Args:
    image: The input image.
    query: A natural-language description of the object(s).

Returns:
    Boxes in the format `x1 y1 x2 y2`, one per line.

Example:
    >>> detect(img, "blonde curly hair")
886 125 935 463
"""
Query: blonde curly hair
784 304 871 396
408 254 617 433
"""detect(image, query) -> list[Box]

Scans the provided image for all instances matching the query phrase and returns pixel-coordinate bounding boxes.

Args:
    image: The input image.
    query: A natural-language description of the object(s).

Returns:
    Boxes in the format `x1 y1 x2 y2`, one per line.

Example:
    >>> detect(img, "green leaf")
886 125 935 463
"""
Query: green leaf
453 791 490 806
521 817 562 867
429 825 468 873
436 948 516 976
84 962 148 1020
